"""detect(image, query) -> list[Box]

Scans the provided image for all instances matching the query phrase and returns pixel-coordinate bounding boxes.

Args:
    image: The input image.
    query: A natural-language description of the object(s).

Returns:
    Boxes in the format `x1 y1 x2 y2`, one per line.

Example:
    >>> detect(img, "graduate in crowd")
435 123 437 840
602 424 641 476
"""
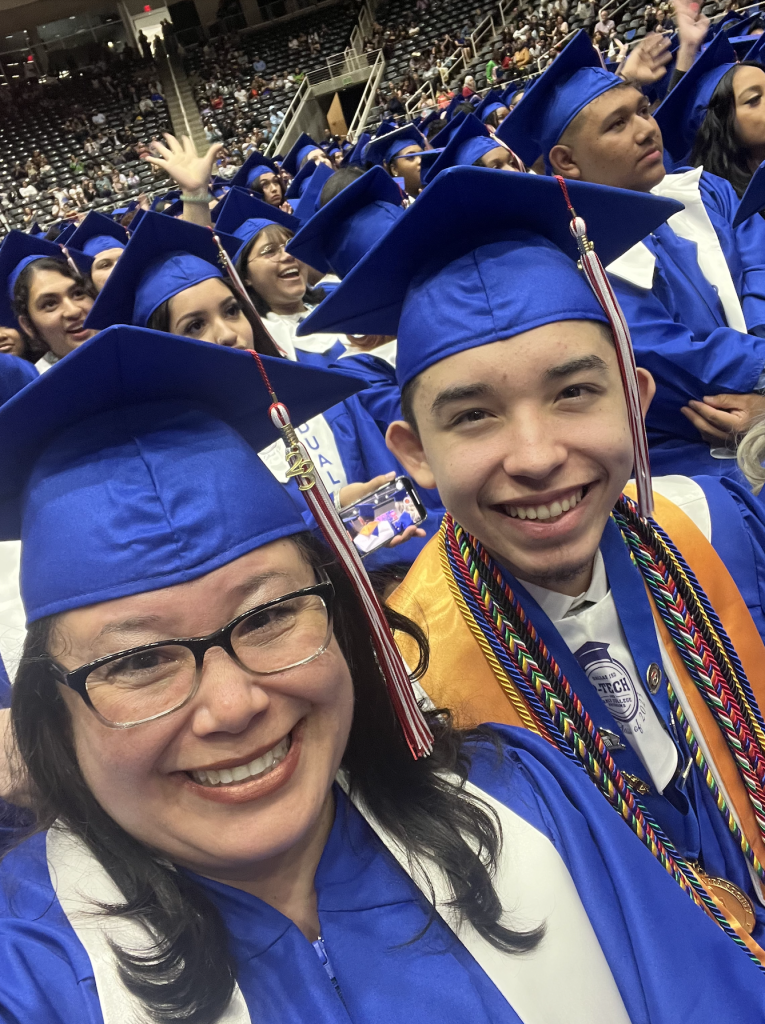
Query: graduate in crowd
0 232 95 372
654 32 765 197
302 165 765 956
424 114 527 182
228 151 293 212
497 26 765 478
66 209 129 293
365 124 427 199
474 89 510 128
0 327 762 1024
85 208 429 569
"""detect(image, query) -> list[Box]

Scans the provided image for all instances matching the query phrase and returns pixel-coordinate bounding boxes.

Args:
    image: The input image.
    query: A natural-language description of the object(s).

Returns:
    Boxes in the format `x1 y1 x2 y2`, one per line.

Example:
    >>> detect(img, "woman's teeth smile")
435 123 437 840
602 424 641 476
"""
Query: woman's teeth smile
503 487 584 521
278 267 300 279
190 736 291 787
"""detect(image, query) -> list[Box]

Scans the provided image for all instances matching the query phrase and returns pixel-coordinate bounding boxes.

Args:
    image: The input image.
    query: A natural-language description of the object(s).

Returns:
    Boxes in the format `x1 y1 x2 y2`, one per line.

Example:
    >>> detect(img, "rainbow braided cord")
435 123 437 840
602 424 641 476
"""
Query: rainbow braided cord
442 513 765 967
614 496 765 851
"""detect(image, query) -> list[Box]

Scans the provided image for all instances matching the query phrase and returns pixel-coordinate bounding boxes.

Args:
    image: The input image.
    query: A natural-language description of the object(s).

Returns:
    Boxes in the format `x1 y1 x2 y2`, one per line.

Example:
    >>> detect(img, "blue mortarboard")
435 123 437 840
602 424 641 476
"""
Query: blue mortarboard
418 110 440 133
444 93 464 121
733 160 765 227
67 210 128 258
0 353 37 406
285 159 318 200
84 212 242 330
27 222 44 239
56 222 77 246
0 231 93 329
297 167 683 388
229 150 280 191
112 201 138 220
474 89 509 123
746 31 765 63
282 132 321 177
497 31 619 166
213 186 300 238
653 32 738 164
151 189 182 212
373 120 398 138
286 166 404 278
429 111 467 148
0 326 363 623
365 124 425 167
418 148 444 176
129 208 147 232
292 161 334 221
342 132 371 168
423 114 504 185
709 10 743 38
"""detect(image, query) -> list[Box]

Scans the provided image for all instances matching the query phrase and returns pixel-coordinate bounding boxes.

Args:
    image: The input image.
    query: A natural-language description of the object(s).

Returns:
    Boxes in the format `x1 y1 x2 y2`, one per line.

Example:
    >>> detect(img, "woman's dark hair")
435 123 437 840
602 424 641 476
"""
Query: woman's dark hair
235 223 326 316
11 532 542 1024
11 257 96 343
691 62 764 197
147 277 281 358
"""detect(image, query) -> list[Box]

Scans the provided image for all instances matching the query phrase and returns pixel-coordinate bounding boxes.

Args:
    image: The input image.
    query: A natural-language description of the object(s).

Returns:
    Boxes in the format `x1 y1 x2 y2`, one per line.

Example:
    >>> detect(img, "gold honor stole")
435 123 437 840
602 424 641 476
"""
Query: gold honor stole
389 491 765 959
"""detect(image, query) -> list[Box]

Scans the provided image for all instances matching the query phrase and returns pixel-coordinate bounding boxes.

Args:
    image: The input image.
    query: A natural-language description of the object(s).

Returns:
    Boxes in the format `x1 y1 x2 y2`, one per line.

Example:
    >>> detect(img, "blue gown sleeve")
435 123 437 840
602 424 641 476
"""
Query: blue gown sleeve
0 836 104 1024
470 726 765 1024
610 274 765 444
699 171 765 333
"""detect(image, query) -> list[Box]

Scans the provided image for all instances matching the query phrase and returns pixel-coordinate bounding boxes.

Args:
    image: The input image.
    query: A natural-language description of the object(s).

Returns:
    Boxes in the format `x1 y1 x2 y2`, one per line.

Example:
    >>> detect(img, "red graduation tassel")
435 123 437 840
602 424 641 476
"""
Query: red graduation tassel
210 231 434 759
554 176 654 519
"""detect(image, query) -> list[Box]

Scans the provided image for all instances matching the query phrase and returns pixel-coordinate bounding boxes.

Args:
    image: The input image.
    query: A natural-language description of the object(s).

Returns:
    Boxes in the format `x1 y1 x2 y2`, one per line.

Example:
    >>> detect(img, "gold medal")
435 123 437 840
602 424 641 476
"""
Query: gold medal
691 862 756 934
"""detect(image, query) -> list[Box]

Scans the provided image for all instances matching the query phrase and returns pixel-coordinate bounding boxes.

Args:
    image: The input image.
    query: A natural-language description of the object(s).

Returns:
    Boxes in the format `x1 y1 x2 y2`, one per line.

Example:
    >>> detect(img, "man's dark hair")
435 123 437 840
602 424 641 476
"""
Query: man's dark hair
318 166 364 207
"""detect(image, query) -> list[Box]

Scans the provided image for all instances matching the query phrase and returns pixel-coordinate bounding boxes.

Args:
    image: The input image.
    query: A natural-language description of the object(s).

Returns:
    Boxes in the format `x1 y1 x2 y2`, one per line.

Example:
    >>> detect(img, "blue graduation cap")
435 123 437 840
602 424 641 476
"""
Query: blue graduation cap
418 110 441 133
365 124 426 167
229 150 280 191
55 221 78 246
418 148 444 176
746 30 765 63
66 210 129 258
129 207 147 233
429 110 468 148
112 200 138 220
733 160 765 227
285 165 404 278
443 93 465 121
0 325 364 623
0 352 37 406
285 158 318 200
0 231 93 329
292 161 334 221
341 132 371 168
281 132 322 177
653 32 737 164
296 166 683 389
212 186 300 238
151 189 182 212
496 30 619 166
83 211 242 330
373 120 398 138
474 89 509 123
709 9 743 38
26 222 45 239
423 114 504 185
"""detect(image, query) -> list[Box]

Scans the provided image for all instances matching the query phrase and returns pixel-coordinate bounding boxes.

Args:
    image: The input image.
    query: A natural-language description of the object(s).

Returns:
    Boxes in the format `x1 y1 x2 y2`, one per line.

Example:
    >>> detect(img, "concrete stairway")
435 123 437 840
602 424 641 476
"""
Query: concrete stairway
159 55 208 153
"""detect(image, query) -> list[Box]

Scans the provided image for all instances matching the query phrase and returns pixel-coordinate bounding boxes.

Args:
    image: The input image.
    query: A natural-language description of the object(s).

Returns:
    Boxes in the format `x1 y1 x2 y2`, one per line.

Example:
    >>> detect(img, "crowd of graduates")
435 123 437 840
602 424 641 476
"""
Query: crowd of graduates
6 2 765 1020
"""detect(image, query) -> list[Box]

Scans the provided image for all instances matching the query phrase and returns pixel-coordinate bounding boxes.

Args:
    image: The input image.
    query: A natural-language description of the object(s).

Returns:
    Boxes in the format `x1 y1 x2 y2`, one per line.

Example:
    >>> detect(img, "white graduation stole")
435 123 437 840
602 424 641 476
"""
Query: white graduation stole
47 780 630 1024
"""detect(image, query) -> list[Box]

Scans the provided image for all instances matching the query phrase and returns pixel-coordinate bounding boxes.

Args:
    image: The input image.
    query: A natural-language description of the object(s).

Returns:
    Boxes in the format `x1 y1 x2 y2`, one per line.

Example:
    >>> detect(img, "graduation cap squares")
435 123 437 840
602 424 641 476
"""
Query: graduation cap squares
365 124 426 167
66 210 129 258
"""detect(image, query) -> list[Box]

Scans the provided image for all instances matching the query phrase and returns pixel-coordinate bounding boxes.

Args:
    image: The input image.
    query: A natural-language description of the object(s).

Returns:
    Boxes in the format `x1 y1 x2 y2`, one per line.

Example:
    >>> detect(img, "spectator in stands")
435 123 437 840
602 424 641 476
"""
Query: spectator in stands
137 30 152 61
595 7 616 34
11 161 25 182
69 154 85 176
139 95 155 114
253 55 267 74
81 179 98 203
92 110 106 127
462 74 477 98
95 175 113 198
19 181 38 201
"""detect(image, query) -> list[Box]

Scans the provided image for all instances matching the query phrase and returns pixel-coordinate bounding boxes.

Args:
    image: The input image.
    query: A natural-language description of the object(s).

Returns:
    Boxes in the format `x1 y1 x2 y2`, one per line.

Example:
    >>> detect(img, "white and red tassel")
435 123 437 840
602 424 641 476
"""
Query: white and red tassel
555 177 654 518
209 230 433 758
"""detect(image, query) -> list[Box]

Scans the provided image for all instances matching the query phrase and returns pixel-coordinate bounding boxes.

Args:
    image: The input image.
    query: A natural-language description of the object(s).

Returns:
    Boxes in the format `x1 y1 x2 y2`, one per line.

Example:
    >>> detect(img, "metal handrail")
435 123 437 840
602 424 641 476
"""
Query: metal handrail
404 76 437 117
348 48 386 136
264 75 310 156
470 12 497 58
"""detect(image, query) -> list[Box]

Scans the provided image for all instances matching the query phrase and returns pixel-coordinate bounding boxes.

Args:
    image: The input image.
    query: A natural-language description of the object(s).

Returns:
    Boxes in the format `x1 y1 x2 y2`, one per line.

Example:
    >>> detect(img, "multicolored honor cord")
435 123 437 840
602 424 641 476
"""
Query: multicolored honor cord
209 230 433 760
442 505 765 968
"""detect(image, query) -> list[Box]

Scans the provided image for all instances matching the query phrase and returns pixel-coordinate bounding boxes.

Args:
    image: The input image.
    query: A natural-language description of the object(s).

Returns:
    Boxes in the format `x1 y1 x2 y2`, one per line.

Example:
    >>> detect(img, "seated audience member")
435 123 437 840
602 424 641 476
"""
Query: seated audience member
0 233 95 369
0 331 762 1020
302 164 765 957
498 26 765 478
365 124 426 198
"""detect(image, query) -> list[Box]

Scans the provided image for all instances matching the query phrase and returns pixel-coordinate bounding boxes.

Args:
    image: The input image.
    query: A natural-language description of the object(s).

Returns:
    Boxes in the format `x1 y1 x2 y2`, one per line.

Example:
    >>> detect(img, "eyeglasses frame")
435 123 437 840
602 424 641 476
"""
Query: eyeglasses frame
47 579 335 730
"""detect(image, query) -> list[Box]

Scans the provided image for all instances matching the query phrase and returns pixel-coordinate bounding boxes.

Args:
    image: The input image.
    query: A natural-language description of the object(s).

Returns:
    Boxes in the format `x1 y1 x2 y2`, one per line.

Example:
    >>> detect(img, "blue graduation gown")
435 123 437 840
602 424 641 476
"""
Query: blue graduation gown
0 728 762 1023
608 170 765 478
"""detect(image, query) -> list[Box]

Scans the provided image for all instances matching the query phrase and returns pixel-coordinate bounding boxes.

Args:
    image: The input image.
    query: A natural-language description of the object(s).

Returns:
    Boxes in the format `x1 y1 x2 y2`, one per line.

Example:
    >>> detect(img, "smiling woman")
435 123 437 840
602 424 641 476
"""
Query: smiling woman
12 258 97 361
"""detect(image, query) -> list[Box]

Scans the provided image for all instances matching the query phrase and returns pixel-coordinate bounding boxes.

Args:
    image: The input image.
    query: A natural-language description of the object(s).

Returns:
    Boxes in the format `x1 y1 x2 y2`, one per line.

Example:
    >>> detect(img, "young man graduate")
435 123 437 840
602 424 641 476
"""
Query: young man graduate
299 164 765 961
497 28 765 479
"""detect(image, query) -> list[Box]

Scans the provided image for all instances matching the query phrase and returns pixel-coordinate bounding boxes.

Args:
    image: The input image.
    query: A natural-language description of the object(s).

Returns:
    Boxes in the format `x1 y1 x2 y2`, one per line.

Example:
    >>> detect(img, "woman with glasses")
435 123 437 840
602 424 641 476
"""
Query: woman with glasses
0 329 762 1024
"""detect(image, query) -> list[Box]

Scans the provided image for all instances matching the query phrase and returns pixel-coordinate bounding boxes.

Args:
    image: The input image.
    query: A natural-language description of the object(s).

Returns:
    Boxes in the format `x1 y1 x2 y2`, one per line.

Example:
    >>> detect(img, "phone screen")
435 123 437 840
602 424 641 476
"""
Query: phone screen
340 477 426 557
